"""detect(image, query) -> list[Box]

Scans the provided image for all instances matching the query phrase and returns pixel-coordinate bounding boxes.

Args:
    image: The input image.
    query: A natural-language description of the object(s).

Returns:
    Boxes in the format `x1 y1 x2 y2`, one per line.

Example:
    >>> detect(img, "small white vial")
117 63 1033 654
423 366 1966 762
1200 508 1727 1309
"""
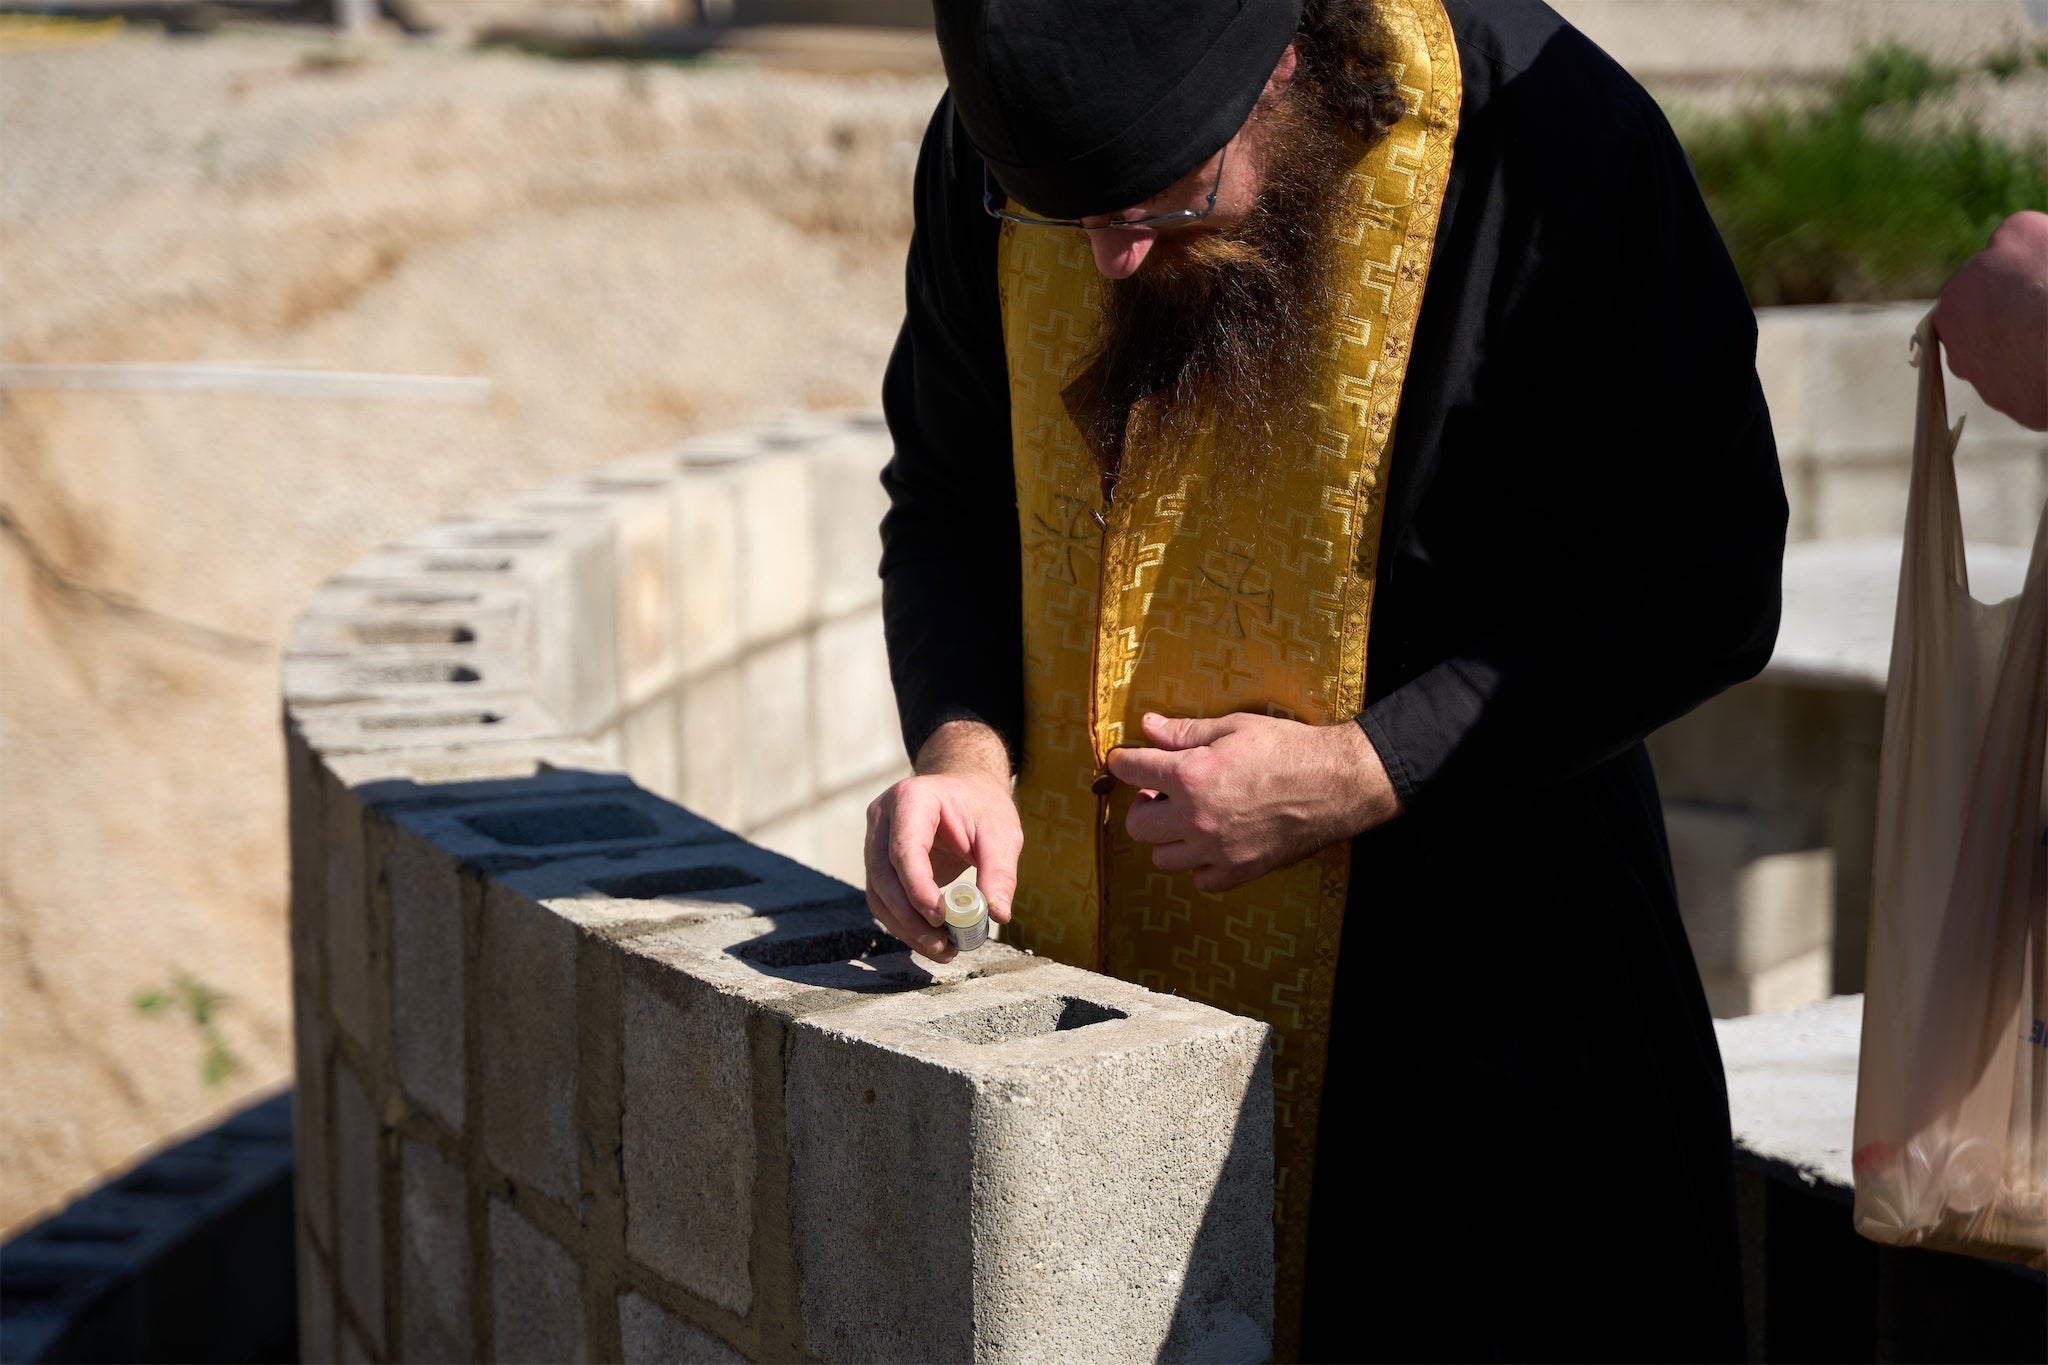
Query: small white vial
941 872 989 952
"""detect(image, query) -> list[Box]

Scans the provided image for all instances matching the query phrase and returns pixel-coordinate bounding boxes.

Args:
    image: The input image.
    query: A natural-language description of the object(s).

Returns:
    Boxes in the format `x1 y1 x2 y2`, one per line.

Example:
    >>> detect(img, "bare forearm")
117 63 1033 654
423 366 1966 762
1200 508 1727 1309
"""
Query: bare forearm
914 719 1013 783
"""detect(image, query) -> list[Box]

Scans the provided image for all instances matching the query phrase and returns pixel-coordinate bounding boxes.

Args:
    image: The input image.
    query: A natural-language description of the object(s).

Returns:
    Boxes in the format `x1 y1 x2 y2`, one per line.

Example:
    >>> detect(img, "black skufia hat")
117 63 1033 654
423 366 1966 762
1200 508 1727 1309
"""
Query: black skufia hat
935 0 1304 221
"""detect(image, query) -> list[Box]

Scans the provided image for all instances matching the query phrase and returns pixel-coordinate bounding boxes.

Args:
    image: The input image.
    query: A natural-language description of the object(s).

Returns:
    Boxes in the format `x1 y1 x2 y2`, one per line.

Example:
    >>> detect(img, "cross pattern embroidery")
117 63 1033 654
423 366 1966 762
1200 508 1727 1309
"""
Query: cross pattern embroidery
1196 546 1274 639
1027 494 1100 586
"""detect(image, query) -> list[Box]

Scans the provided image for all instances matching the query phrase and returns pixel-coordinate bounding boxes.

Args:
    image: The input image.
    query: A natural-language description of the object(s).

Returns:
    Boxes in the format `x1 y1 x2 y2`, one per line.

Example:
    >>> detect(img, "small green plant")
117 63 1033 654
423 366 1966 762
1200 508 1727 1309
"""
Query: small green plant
135 972 244 1088
1681 45 2048 305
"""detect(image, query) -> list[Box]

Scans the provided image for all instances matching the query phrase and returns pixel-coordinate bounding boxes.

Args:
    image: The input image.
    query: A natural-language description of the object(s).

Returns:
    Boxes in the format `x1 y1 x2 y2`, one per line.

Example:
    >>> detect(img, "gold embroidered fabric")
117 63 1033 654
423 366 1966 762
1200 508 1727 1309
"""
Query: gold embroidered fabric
995 2 1459 1352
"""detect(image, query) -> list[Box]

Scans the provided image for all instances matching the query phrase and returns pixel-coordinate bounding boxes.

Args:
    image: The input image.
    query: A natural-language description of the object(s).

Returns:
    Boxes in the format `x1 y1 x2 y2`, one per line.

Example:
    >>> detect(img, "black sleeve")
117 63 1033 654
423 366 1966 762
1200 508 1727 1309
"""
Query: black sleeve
1357 114 1789 813
878 96 1024 767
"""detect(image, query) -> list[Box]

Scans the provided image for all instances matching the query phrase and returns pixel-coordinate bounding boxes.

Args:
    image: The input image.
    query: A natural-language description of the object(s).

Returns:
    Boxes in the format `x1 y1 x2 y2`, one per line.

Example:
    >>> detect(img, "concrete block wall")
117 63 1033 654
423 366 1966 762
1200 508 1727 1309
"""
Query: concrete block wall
1757 301 2048 549
282 411 1275 1363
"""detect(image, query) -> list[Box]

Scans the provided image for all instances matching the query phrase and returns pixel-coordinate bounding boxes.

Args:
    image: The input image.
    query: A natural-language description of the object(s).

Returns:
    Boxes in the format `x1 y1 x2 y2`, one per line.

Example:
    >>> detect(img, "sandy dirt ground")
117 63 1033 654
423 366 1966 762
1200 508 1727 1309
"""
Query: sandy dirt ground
0 24 940 1235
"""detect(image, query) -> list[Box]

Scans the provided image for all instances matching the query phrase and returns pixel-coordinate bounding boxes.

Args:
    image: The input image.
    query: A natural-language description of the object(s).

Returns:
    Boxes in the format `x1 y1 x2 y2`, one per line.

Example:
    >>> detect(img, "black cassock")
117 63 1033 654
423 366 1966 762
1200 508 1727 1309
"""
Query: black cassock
877 1 1788 1359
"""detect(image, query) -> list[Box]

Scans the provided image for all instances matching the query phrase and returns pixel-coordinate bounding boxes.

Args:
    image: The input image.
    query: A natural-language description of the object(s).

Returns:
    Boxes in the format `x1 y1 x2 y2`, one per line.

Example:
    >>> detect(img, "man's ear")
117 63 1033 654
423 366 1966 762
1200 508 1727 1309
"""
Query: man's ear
1268 42 1299 95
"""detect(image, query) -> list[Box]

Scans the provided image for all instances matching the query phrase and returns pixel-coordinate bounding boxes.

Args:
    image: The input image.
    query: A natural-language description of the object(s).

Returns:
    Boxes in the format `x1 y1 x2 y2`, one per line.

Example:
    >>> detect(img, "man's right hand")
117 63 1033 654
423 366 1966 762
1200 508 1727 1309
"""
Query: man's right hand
864 720 1021 962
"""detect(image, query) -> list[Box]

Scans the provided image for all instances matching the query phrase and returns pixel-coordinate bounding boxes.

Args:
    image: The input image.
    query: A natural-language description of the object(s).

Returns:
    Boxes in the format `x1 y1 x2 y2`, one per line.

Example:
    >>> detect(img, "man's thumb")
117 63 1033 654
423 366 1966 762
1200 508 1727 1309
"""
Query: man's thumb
1142 711 1230 751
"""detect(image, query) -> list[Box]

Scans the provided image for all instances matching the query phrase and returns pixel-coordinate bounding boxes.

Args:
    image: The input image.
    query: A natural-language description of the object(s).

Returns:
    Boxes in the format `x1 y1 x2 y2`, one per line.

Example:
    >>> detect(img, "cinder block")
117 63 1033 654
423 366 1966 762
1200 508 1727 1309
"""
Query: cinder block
677 665 743 828
740 637 813 829
285 595 529 661
497 839 859 934
297 1235 337 1365
619 965 757 1317
1956 446 2048 549
620 693 680 804
480 883 581 1208
1702 945 1833 1019
282 649 530 706
290 692 562 758
388 786 723 863
1810 461 1910 540
749 806 820 873
809 437 890 617
287 719 326 995
784 961 1273 1364
810 608 901 792
617 1291 746 1365
489 1200 584 1365
1801 305 1923 463
400 1139 472 1363
674 471 741 674
292 991 333 1254
1664 801 1835 987
324 740 626 809
332 1062 384 1354
807 777 903 888
1753 309 1810 459
323 773 373 1049
389 824 465 1132
736 452 814 644
616 908 1012 1317
612 490 681 707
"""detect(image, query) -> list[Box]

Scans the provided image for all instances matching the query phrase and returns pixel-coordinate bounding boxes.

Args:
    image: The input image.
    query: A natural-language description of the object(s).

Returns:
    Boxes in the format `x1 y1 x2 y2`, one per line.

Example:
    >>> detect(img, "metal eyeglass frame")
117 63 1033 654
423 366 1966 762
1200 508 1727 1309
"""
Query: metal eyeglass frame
982 145 1229 229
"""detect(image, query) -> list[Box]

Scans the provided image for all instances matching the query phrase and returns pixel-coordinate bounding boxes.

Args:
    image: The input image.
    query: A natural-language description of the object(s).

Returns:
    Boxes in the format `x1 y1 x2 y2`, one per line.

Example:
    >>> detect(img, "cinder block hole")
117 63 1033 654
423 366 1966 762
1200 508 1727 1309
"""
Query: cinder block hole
359 710 501 731
462 801 659 846
345 661 483 686
37 1224 141 1245
115 1167 229 1197
352 621 477 646
927 996 1129 1046
423 556 512 573
587 865 761 899
456 529 552 547
735 924 908 968
372 590 479 607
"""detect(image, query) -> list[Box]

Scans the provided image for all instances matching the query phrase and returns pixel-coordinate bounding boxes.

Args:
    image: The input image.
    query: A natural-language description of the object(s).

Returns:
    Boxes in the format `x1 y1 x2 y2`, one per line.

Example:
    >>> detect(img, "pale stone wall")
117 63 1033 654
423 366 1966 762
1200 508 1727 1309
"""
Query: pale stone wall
282 411 1274 1363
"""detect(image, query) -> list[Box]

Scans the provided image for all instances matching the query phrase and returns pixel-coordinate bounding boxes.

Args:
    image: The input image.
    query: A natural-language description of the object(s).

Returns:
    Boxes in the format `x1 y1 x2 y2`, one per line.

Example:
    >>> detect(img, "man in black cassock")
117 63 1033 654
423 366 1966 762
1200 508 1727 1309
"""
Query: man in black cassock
862 0 1788 1358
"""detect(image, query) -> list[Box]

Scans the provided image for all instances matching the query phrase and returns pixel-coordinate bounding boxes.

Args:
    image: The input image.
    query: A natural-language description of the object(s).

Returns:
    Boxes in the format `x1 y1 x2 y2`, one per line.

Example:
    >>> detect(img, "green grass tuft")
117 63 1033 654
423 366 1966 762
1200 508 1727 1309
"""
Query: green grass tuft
1681 46 2048 305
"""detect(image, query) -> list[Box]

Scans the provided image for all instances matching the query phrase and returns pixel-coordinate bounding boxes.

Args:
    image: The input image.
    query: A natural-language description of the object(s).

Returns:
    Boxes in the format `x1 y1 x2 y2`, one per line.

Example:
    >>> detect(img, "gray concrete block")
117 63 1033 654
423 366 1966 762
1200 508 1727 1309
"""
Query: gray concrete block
677 664 744 828
498 839 859 934
332 1061 385 1354
390 786 724 863
282 649 530 706
736 452 814 645
749 805 819 873
808 435 890 618
292 991 333 1254
400 1139 472 1364
620 965 757 1318
673 470 741 674
480 884 581 1208
323 773 373 1050
739 636 813 829
784 961 1273 1364
489 1199 585 1365
807 777 905 888
325 740 627 810
616 1291 746 1365
809 608 901 792
287 719 326 995
620 692 680 804
296 1234 337 1365
291 692 562 757
610 489 681 708
389 824 465 1132
1664 800 1834 989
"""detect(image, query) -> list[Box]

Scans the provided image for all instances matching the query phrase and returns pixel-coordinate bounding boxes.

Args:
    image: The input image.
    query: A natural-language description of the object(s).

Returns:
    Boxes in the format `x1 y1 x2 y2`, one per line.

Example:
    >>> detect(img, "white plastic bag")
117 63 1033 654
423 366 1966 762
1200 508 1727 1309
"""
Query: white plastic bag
1851 314 2047 1268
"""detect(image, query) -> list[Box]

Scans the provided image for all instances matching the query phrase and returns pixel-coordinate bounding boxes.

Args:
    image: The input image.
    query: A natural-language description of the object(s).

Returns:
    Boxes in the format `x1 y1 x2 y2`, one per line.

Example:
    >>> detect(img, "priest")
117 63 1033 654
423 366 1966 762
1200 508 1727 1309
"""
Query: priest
867 0 1787 1357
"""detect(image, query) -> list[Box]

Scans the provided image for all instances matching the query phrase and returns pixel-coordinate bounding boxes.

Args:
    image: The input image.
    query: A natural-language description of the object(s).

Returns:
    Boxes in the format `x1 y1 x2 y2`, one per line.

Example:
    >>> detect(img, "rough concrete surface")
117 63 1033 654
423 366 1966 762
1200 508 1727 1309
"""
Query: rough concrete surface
0 27 940 1233
1714 992 1863 1192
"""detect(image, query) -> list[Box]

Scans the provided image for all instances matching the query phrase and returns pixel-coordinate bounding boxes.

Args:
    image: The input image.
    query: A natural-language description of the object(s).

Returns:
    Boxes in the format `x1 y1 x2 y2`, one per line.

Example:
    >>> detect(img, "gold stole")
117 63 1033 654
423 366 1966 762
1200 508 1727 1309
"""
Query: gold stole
996 1 1458 1351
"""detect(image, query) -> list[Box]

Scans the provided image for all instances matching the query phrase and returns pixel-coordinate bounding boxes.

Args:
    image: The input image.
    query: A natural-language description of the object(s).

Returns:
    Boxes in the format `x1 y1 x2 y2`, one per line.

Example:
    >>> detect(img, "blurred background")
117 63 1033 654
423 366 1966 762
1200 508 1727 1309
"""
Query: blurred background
1 0 2044 1244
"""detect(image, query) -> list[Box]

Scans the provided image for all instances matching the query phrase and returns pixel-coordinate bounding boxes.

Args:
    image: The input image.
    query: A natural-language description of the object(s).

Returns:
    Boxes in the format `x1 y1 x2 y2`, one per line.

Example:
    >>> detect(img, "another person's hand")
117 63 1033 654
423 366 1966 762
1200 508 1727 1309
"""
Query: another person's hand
1106 711 1403 894
1934 210 2048 432
864 720 1020 962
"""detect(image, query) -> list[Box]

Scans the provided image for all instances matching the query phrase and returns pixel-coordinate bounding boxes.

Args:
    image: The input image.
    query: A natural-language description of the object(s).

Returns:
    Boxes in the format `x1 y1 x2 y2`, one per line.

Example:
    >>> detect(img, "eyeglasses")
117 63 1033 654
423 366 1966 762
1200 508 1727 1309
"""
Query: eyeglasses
982 145 1228 230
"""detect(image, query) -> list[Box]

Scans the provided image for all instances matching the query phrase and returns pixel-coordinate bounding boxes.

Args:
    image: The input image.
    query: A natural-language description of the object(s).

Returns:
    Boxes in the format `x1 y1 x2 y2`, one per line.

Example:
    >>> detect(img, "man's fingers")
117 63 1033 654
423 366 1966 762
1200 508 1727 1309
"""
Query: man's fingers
971 818 1024 924
887 791 947 925
1124 791 1185 845
1142 711 1234 751
864 804 921 934
1106 744 1185 795
1149 840 1205 873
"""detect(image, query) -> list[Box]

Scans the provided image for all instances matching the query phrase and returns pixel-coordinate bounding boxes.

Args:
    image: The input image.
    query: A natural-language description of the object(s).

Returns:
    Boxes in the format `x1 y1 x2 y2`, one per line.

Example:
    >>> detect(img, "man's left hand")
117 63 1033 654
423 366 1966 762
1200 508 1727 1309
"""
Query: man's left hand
1106 711 1404 893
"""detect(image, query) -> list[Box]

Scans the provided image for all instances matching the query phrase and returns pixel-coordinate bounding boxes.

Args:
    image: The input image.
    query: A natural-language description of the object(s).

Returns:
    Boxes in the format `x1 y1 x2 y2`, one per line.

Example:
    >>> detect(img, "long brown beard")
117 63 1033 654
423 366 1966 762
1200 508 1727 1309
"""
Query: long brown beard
1062 86 1357 491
